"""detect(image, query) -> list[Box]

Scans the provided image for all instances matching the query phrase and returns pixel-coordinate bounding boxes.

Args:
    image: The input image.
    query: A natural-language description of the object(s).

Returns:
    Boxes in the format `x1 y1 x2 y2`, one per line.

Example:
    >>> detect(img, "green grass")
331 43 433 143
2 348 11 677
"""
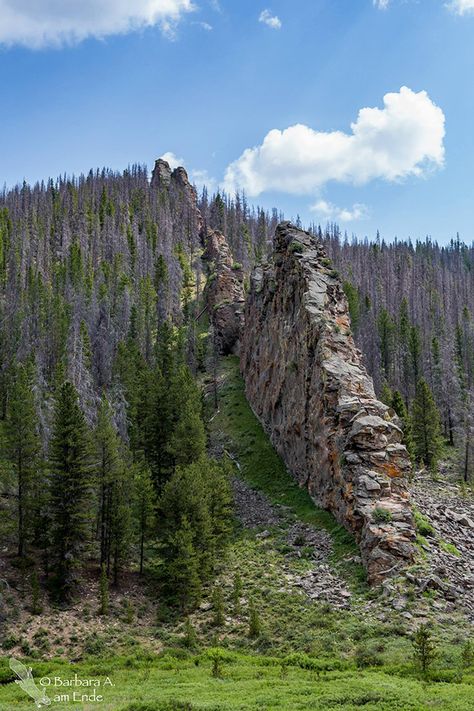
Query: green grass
2 650 474 710
3 353 474 709
210 356 366 590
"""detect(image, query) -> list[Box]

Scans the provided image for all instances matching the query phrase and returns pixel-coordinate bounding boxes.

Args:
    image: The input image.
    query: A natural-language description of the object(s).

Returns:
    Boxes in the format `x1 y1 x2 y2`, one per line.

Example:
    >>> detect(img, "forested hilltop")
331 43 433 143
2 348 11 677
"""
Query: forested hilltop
322 227 474 478
0 160 279 605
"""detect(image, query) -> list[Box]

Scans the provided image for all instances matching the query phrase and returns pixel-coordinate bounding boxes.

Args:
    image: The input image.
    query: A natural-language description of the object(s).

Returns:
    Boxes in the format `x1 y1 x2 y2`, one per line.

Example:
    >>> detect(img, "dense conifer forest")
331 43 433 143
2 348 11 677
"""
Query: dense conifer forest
2 163 474 711
0 164 474 607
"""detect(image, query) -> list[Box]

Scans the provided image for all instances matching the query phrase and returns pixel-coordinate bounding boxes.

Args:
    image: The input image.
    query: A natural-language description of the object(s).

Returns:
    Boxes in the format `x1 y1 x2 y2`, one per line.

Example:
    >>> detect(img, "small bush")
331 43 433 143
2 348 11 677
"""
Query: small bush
289 241 304 254
2 634 19 650
372 507 393 524
414 510 435 537
354 644 383 668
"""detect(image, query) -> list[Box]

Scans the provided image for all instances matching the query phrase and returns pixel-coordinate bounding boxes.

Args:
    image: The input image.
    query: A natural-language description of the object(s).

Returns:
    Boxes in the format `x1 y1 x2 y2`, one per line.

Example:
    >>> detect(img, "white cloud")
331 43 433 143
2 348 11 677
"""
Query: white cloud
160 151 186 170
310 200 369 222
224 86 445 197
190 168 217 192
197 21 213 30
448 0 474 14
259 9 282 29
375 0 474 14
0 0 195 48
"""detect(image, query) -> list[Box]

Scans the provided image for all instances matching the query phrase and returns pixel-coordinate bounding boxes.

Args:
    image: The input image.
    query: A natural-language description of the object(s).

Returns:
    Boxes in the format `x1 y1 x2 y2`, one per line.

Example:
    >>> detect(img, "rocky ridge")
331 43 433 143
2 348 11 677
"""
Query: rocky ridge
240 222 416 585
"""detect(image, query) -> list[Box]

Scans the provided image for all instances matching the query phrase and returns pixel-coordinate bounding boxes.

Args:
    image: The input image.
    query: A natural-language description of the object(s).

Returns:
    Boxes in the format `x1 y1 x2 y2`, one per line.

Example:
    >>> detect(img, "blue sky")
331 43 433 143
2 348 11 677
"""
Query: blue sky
1 0 474 243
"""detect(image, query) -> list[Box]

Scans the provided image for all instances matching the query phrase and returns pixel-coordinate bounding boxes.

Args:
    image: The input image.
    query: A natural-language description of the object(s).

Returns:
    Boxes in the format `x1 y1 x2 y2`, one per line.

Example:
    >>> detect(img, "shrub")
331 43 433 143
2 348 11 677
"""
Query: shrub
289 241 304 254
372 507 393 524
2 634 19 650
354 644 383 668
413 510 435 537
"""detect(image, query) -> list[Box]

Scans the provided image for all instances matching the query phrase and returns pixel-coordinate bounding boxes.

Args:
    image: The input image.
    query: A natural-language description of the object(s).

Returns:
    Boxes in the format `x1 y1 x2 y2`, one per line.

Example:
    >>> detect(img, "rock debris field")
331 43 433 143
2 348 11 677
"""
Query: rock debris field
232 477 353 611
232 472 474 625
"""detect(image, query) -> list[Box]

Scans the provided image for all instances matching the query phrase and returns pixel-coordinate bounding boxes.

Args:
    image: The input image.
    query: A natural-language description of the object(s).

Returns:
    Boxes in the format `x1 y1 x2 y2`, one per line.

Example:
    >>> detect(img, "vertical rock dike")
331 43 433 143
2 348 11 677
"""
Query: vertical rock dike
241 223 416 584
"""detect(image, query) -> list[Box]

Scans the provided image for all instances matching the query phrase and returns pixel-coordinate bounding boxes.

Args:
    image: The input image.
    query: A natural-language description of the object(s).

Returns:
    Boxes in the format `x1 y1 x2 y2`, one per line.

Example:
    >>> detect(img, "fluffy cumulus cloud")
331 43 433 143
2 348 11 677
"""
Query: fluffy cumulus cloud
373 0 390 8
310 200 369 222
160 151 186 170
0 0 195 48
224 87 445 197
259 9 282 29
449 0 474 14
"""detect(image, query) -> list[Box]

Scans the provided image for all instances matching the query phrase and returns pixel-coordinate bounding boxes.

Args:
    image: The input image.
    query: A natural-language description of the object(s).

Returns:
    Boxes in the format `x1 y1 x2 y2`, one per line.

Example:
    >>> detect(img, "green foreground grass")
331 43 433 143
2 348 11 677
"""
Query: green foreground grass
2 356 474 709
2 651 474 711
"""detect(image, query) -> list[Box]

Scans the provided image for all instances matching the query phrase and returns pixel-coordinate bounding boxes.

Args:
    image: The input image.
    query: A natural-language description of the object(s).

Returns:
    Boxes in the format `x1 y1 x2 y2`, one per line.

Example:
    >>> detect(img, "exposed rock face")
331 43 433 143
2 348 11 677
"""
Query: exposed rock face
151 158 172 189
241 222 415 584
202 229 245 355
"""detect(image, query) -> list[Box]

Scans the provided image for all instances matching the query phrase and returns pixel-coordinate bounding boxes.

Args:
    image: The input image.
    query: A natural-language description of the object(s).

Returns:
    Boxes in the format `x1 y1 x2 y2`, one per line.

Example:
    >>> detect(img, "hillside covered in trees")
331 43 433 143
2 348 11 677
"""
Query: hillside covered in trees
2 160 474 710
321 227 474 479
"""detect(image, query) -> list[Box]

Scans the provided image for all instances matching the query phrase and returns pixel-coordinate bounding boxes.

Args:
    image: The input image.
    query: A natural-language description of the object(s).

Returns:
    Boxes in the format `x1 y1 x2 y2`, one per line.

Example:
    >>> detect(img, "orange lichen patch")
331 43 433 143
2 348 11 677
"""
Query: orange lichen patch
381 461 402 478
336 315 350 328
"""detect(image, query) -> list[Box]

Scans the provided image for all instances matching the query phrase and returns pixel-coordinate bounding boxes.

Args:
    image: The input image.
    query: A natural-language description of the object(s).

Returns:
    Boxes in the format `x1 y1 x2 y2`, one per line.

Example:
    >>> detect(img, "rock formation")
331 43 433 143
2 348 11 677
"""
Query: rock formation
202 229 245 355
151 158 204 237
241 222 416 584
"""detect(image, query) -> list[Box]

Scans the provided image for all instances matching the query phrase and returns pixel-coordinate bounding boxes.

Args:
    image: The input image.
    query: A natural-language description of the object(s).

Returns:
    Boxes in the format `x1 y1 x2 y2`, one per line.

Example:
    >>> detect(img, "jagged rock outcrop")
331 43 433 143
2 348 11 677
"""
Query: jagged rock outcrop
202 229 245 355
241 222 416 584
151 158 173 189
151 158 204 237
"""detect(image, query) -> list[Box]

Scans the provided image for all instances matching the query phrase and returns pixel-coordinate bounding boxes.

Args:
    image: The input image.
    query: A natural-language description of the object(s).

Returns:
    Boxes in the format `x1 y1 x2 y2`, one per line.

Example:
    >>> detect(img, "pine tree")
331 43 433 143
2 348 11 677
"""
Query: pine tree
391 390 415 464
380 381 393 406
168 397 207 468
133 460 156 575
409 326 422 394
411 379 442 470
96 398 122 570
164 515 202 610
412 624 437 677
377 308 395 379
183 617 198 649
159 457 232 587
248 599 261 639
49 381 93 602
5 363 41 558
